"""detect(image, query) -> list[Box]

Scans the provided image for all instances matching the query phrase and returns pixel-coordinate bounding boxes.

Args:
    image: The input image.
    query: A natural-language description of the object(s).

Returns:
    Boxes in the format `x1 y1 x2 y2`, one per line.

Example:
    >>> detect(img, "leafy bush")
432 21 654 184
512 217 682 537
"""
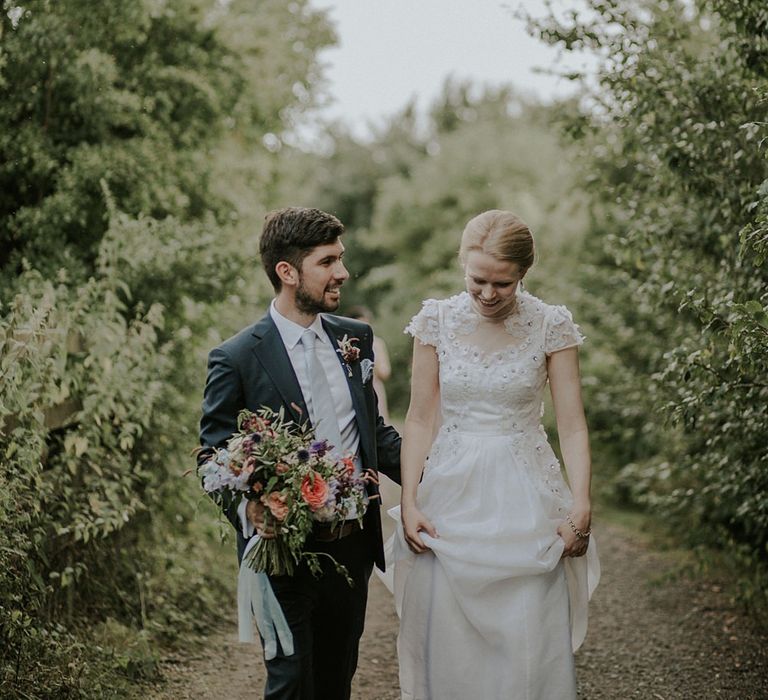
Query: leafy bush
528 0 768 611
0 0 335 695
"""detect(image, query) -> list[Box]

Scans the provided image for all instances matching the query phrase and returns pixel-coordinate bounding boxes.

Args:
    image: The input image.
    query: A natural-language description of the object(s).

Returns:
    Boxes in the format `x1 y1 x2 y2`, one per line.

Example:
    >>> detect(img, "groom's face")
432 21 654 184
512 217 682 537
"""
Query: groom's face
294 239 349 315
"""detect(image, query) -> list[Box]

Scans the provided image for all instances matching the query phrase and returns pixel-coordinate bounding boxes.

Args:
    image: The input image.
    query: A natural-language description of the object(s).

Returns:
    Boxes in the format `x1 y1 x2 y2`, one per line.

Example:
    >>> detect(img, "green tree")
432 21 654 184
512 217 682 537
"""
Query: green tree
274 83 589 413
270 103 428 319
529 0 768 609
0 0 335 694
361 86 589 410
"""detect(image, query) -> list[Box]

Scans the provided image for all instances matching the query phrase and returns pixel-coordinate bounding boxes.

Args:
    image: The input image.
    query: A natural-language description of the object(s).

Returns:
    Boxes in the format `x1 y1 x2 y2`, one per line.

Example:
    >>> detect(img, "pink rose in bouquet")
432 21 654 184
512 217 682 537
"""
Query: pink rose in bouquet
300 472 330 511
265 491 290 521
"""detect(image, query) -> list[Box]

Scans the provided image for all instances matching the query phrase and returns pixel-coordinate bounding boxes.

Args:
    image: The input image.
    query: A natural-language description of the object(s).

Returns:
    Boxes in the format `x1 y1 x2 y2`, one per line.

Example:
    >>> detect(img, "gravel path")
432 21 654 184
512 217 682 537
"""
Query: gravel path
149 493 768 699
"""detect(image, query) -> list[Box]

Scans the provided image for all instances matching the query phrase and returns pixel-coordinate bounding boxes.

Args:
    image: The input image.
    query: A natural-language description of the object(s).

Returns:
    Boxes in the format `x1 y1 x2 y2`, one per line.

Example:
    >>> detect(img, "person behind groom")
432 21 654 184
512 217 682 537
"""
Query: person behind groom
199 207 401 700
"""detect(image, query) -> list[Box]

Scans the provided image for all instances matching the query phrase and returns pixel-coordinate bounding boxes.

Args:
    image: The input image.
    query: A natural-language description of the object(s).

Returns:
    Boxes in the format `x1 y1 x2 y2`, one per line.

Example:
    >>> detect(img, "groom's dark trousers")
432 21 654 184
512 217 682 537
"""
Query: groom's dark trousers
200 311 401 700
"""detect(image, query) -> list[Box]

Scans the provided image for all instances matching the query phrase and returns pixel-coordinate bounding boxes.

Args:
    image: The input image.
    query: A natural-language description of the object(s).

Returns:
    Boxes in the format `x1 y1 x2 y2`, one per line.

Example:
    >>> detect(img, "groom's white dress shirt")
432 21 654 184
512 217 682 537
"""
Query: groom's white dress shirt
239 301 362 537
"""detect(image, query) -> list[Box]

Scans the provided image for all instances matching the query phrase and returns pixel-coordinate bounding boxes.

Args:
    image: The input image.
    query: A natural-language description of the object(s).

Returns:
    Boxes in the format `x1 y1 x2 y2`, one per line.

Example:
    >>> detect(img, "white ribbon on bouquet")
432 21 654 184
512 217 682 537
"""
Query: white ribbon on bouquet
237 536 294 659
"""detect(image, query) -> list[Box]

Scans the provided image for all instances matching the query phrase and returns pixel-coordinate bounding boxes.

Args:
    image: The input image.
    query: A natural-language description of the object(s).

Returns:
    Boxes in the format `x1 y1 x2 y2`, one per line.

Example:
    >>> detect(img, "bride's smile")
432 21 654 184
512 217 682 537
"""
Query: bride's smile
464 250 524 321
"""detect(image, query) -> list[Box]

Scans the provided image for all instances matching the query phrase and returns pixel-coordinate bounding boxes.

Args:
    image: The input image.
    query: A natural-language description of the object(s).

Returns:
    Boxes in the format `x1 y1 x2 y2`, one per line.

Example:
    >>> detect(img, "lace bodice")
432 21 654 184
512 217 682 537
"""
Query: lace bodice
405 290 584 435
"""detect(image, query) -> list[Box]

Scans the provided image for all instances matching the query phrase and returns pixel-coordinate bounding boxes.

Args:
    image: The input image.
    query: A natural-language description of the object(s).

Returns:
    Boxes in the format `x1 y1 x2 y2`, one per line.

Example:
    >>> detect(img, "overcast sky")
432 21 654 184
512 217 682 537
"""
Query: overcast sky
310 0 593 137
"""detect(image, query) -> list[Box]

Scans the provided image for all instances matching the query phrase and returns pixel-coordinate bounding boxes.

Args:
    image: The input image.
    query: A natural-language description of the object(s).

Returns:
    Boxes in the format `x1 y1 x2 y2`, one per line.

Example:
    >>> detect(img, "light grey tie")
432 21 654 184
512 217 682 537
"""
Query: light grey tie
301 329 344 457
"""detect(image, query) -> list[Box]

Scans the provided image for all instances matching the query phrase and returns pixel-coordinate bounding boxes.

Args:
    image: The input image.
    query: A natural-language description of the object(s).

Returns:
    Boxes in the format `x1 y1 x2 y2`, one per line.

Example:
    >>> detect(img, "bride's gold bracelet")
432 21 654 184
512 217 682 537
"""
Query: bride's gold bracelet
566 514 591 539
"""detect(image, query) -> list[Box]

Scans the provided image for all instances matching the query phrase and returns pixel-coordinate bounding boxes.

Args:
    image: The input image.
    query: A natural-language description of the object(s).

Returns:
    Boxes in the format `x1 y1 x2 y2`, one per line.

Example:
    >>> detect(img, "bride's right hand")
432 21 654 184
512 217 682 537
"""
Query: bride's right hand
401 502 438 554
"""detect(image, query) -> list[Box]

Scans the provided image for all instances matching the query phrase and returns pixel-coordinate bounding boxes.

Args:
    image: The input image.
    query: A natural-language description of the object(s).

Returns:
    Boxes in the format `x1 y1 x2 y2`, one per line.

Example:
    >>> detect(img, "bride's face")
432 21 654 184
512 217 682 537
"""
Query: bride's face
464 251 524 321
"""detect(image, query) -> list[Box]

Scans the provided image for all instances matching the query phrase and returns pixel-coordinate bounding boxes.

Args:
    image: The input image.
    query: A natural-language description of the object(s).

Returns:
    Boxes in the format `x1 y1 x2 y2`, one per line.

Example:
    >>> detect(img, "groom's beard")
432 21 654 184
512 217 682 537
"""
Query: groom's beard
295 280 341 315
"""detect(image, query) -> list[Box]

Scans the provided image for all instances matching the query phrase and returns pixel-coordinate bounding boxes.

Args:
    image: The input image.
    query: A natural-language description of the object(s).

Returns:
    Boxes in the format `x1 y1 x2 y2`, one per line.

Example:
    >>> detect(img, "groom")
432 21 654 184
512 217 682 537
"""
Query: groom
199 207 401 700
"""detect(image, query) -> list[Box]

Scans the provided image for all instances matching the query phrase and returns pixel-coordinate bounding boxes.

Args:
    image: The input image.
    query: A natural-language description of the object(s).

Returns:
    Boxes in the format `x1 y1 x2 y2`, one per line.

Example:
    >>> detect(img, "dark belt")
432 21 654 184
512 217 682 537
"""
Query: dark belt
312 519 362 542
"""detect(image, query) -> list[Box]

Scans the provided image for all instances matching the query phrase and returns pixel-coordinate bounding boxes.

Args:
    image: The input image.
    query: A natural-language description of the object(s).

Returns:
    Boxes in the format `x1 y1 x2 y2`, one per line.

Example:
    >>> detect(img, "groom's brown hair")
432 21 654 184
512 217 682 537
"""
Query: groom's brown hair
259 207 345 290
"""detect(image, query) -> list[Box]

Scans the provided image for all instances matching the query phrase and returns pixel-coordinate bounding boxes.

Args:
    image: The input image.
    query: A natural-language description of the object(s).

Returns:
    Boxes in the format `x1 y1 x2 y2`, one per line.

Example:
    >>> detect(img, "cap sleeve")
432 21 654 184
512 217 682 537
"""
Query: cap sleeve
545 304 585 355
404 298 440 347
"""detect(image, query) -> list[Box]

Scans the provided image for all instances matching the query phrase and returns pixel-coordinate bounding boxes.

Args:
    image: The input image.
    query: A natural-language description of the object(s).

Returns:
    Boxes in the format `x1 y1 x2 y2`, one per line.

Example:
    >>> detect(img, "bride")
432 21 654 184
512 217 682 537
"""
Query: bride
388 210 600 699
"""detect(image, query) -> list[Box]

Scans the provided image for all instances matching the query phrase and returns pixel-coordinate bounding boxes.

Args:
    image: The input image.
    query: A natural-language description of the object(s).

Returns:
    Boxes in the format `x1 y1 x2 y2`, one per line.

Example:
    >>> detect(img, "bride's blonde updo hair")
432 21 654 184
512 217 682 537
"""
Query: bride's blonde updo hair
459 210 535 272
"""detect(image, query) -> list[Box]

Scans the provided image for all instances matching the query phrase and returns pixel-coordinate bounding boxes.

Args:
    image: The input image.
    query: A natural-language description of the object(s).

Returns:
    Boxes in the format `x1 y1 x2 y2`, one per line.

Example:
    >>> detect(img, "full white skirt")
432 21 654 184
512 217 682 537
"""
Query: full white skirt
384 429 600 700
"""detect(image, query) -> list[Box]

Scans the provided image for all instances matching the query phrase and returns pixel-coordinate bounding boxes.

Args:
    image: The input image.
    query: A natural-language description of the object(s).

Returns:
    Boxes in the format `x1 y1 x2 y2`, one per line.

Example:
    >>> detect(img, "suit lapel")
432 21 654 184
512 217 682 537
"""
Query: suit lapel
250 313 309 426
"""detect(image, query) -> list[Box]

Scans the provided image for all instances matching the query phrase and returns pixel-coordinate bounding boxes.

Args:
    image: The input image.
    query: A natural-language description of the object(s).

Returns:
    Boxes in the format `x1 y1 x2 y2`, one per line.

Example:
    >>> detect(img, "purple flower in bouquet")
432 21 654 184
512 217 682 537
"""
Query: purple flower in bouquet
309 439 330 457
200 449 253 492
243 433 262 451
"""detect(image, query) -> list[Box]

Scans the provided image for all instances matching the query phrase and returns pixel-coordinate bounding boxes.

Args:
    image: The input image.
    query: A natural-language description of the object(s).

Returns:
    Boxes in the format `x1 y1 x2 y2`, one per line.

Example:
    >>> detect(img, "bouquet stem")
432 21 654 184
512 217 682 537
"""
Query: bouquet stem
245 538 353 586
246 537 299 577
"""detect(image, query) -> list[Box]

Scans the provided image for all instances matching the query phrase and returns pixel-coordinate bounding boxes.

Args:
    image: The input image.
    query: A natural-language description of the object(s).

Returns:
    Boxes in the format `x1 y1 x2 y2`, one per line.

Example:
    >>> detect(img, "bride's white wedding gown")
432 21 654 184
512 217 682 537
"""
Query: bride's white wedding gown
386 290 600 700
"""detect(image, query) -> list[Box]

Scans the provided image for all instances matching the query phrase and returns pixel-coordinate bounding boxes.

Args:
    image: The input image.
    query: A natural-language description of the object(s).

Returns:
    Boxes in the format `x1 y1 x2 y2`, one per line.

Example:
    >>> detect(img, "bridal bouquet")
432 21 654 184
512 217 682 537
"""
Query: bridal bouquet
198 407 368 577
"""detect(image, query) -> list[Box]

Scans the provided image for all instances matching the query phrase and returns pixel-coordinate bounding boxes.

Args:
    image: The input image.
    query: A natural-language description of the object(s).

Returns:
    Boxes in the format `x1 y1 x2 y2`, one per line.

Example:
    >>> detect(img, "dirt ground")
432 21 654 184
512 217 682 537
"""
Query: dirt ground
149 479 768 700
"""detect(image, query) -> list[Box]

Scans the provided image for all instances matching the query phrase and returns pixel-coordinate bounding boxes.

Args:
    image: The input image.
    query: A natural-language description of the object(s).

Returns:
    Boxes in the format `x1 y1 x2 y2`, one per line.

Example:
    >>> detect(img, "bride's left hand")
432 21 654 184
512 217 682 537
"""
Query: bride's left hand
557 510 591 558
402 503 438 554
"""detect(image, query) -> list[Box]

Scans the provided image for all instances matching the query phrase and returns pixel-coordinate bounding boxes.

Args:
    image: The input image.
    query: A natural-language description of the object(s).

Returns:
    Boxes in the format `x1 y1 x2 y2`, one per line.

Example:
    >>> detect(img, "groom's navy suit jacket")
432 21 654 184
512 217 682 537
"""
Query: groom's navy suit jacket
199 310 401 571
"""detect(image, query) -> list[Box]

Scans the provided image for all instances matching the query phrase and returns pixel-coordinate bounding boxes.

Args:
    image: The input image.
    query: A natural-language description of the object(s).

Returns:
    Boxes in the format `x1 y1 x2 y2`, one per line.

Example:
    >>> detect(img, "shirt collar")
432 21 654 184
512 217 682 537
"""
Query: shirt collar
269 300 328 350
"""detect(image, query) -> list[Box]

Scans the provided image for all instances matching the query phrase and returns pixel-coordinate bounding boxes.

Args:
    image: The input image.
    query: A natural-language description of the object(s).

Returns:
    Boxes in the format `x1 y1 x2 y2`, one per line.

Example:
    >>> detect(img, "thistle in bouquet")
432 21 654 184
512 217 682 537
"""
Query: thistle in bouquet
198 407 369 579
